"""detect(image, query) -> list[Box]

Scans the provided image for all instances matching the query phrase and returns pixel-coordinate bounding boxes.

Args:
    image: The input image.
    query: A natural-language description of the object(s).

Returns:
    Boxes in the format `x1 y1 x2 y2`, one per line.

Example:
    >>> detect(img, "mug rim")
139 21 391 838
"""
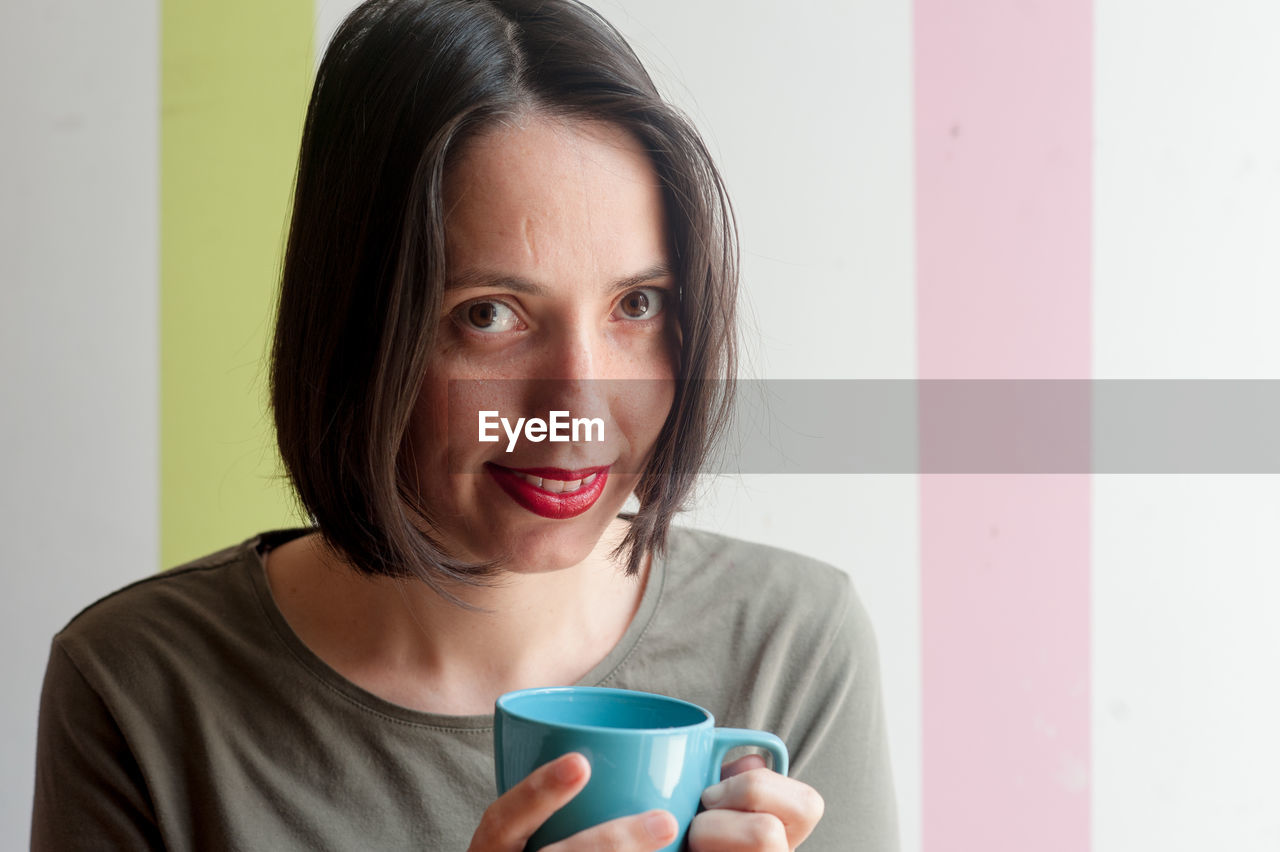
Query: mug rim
496 686 714 734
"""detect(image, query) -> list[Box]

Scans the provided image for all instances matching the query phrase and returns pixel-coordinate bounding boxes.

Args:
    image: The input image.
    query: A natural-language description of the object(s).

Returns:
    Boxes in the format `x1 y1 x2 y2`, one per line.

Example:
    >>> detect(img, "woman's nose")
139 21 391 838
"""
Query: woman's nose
534 323 610 416
550 322 598 382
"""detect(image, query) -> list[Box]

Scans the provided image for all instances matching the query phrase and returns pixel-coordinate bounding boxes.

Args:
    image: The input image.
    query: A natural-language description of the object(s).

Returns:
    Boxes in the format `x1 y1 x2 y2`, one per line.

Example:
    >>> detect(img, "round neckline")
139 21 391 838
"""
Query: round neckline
243 527 668 732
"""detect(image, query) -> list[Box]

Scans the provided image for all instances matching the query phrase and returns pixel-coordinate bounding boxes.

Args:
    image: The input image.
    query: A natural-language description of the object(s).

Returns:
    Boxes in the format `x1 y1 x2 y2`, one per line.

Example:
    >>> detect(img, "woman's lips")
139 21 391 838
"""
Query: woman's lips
486 463 611 519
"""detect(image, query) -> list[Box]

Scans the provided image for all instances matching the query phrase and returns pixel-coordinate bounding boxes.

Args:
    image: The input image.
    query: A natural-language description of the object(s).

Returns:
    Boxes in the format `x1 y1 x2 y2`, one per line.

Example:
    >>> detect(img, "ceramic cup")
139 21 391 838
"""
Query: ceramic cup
494 686 789 851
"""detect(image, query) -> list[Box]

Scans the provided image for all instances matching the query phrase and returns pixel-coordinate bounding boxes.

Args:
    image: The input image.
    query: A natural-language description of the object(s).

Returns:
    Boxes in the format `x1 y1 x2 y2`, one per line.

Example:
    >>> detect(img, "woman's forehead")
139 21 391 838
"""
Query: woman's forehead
442 116 669 279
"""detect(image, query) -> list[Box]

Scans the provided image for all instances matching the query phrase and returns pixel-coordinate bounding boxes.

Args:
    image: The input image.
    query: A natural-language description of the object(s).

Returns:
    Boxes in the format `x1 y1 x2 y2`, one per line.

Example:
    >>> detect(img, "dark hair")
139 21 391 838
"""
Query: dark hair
271 0 737 594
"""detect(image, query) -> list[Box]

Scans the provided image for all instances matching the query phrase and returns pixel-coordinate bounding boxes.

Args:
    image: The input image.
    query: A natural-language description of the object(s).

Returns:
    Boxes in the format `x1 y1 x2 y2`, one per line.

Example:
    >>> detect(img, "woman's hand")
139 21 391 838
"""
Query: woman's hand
688 755 825 851
467 753 679 852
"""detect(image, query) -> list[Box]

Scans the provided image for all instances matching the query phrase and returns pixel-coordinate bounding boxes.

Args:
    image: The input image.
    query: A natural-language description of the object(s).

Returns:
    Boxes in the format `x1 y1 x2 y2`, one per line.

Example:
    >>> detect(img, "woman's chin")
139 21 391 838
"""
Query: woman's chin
492 524 615 575
426 477 636 575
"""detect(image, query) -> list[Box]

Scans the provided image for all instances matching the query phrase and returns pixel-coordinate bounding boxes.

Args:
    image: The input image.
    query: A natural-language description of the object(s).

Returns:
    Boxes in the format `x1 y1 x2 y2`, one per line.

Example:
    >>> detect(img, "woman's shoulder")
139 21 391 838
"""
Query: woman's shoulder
622 526 881 737
657 525 871 657
663 525 854 604
52 529 307 678
59 537 249 635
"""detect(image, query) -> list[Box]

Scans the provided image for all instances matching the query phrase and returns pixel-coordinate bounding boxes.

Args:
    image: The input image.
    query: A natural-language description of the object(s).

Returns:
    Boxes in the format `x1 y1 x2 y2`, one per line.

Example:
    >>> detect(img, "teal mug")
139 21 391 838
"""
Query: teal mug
494 686 789 851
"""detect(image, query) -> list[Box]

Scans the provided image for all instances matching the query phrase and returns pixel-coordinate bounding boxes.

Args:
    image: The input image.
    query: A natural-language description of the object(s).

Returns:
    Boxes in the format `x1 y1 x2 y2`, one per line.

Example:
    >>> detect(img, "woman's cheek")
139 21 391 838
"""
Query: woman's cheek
610 324 679 381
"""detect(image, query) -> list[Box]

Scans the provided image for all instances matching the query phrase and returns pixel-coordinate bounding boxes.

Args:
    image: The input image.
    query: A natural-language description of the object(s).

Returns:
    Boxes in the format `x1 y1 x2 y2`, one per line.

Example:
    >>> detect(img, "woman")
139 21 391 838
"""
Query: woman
32 1 898 849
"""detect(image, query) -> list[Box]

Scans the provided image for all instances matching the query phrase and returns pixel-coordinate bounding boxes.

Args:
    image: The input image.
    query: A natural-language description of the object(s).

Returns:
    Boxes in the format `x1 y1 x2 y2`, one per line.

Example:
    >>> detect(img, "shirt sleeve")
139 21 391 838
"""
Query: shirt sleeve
31 640 165 851
786 576 900 852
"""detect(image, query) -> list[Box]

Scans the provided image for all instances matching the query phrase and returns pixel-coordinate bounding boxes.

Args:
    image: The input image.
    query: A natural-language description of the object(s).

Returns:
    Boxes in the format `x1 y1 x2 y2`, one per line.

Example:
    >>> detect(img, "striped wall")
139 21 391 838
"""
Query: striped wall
915 2 1092 850
6 0 1280 848
1093 3 1280 849
161 0 313 566
2 0 160 839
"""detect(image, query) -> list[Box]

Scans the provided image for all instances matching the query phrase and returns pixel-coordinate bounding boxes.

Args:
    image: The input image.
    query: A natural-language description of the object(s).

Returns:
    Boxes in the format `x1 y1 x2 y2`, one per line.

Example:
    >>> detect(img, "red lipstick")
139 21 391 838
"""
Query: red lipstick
486 464 610 520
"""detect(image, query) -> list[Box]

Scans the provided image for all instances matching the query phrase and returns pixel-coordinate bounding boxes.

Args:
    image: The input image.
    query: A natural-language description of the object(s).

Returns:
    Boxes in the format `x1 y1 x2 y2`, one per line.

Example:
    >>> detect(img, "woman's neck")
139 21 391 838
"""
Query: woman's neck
263 519 649 716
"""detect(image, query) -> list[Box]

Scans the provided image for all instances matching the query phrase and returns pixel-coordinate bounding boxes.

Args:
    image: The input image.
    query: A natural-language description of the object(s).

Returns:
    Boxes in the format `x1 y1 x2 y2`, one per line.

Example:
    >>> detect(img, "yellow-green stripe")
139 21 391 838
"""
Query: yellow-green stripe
161 0 314 566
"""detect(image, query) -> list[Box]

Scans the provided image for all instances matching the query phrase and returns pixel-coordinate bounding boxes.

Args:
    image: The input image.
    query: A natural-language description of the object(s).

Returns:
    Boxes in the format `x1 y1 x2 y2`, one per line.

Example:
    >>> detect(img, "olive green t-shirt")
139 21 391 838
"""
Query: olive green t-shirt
32 527 898 850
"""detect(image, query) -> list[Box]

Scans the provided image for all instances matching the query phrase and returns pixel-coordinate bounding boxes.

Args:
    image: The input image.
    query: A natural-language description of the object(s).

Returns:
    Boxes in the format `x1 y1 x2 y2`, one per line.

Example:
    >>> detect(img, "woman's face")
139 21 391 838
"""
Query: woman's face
405 116 678 573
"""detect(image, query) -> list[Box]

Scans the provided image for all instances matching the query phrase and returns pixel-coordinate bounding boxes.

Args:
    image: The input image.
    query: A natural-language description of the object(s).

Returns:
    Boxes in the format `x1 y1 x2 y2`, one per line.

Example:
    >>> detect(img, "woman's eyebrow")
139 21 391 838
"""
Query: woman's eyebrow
444 271 545 295
445 264 672 295
607 264 671 295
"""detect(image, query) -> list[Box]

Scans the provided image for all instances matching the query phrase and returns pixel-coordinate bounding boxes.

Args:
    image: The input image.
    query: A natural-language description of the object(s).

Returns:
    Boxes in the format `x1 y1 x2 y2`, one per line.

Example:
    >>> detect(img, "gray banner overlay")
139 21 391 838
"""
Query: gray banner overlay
447 380 1280 473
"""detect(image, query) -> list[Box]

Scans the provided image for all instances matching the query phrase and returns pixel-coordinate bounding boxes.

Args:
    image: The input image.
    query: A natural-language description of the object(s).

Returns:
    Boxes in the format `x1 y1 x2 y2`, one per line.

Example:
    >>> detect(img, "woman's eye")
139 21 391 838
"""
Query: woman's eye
456 300 520 334
614 287 665 321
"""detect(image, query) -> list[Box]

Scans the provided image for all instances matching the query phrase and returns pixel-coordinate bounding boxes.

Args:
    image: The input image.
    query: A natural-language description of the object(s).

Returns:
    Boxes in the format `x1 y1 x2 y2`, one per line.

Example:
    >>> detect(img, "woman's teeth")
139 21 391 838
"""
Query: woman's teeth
514 471 598 494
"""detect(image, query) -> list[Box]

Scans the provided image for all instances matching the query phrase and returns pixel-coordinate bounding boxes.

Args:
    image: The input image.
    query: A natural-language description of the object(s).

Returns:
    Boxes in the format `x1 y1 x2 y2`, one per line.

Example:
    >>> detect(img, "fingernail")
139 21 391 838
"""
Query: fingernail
701 782 725 808
644 811 674 841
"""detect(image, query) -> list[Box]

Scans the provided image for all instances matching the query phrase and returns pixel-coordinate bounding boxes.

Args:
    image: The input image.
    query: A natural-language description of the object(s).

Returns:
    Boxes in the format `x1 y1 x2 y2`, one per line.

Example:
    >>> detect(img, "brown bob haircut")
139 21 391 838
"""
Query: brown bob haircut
271 0 737 594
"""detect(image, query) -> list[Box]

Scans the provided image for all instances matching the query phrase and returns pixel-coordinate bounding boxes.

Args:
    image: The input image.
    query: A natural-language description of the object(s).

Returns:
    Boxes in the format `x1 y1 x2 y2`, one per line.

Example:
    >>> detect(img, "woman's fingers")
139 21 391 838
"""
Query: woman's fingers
699 769 825 850
467 753 591 851
688 808 789 852
468 752 677 852
719 753 769 779
545 810 678 852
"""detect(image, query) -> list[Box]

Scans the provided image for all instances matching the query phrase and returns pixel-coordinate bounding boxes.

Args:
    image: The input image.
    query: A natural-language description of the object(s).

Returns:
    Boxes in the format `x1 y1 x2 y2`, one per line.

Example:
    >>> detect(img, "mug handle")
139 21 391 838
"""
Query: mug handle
710 728 789 780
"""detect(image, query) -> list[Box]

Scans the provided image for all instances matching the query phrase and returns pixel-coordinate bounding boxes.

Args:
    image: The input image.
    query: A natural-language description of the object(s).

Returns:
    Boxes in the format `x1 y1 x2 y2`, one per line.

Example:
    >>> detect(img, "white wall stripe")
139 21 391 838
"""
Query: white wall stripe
1093 477 1280 851
315 0 358 68
1094 0 1280 849
1095 0 1280 381
0 0 160 842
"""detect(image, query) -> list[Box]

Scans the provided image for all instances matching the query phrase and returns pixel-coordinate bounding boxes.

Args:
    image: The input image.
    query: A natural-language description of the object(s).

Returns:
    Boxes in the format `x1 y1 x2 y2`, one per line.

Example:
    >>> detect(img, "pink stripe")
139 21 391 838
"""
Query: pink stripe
915 1 1092 850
